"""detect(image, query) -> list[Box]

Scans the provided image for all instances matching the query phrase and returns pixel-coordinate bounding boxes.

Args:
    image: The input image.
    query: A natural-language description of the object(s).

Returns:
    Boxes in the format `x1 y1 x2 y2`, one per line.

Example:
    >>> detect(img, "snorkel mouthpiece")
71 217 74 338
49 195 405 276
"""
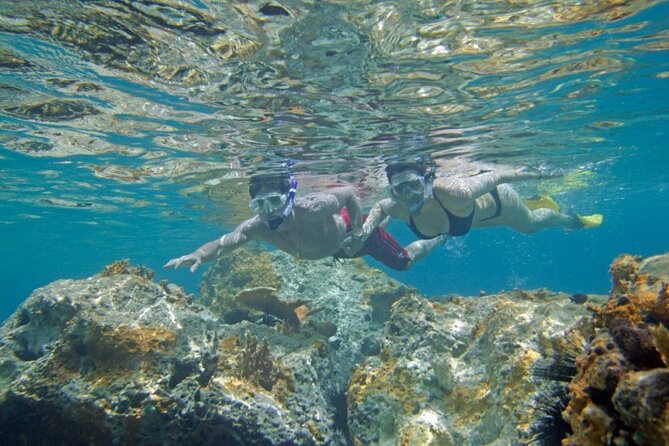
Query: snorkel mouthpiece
268 216 282 230
268 175 297 230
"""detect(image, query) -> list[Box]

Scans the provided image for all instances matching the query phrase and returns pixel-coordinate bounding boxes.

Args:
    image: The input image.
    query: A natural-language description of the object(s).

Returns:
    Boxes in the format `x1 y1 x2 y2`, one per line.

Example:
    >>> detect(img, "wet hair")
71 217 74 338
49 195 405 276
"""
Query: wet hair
248 173 291 198
385 154 435 181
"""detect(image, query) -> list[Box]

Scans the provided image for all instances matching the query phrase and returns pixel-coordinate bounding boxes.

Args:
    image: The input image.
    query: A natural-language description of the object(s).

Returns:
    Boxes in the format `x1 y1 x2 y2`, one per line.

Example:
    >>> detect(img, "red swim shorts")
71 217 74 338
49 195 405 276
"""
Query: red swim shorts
336 209 410 271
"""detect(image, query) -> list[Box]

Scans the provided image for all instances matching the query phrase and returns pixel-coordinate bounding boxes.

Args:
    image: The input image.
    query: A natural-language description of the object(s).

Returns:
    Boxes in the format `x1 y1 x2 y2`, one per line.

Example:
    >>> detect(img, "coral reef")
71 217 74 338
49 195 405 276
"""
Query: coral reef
100 258 154 280
229 332 294 396
346 288 607 445
562 253 669 446
1 249 667 445
199 246 282 323
233 287 311 329
0 260 337 445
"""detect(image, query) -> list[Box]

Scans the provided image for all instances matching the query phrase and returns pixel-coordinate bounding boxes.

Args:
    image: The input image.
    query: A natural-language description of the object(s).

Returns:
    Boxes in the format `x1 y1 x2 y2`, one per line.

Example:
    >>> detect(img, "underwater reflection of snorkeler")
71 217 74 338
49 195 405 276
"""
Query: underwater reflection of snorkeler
164 171 443 273
343 155 602 253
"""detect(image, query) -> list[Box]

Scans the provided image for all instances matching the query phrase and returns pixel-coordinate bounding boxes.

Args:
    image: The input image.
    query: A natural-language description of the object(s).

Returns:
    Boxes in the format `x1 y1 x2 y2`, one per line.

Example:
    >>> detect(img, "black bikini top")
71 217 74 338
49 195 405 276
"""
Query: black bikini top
408 187 501 239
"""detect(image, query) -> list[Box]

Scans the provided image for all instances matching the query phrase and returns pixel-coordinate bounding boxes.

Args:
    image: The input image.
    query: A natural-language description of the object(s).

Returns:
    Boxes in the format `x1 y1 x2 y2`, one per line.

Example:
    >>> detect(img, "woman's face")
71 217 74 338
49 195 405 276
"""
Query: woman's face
389 170 430 213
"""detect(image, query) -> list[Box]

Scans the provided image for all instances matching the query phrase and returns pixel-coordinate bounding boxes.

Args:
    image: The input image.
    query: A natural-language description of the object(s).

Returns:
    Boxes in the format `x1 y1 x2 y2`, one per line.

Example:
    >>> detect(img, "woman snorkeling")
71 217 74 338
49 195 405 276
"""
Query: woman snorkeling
343 155 602 254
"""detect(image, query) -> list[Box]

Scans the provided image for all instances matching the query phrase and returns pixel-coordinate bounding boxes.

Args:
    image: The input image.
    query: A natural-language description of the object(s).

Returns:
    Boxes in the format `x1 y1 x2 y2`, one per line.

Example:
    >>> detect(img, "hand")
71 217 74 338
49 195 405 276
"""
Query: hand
339 232 365 256
163 252 203 272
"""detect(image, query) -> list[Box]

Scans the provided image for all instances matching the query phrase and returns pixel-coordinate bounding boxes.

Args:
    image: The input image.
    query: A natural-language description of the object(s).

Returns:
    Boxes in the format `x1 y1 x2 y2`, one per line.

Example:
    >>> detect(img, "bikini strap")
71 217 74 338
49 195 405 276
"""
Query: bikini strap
479 186 502 221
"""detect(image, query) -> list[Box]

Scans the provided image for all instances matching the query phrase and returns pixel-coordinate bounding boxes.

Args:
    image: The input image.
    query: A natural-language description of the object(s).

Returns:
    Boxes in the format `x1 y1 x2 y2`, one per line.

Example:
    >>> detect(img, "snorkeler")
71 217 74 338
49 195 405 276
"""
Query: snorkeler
164 169 443 273
343 155 602 253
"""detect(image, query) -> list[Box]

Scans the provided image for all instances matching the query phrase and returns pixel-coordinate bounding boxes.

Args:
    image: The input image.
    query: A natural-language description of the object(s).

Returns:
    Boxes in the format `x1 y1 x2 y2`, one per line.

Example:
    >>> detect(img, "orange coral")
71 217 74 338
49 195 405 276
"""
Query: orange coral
216 333 294 401
608 254 641 295
54 322 177 385
594 254 669 328
348 360 424 415
563 253 669 445
100 259 154 280
88 324 176 365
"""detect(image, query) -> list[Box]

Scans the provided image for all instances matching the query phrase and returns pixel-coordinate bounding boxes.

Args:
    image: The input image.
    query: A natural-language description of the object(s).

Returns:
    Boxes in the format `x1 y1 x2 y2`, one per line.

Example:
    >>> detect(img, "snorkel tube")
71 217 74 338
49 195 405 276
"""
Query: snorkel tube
268 173 297 230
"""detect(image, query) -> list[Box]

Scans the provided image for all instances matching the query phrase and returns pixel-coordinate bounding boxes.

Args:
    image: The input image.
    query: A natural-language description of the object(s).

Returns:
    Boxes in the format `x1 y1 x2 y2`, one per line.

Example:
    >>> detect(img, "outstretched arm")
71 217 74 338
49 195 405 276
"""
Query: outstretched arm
404 234 449 269
163 218 258 272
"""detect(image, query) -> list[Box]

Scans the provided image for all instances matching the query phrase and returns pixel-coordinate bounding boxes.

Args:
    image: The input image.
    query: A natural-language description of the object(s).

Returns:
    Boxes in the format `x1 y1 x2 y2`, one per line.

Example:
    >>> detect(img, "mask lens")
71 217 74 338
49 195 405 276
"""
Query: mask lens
267 194 285 207
390 174 424 199
249 192 287 214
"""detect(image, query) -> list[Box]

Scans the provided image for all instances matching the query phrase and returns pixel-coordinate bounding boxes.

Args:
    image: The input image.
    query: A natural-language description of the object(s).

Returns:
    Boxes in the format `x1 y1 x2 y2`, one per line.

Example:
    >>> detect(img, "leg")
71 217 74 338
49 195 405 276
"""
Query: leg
476 184 578 233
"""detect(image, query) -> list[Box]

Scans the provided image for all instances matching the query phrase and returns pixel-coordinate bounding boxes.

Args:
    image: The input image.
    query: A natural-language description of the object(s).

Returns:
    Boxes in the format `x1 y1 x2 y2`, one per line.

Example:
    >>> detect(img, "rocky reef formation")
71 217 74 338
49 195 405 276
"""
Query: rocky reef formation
562 254 669 446
345 288 603 445
0 258 341 445
0 248 667 445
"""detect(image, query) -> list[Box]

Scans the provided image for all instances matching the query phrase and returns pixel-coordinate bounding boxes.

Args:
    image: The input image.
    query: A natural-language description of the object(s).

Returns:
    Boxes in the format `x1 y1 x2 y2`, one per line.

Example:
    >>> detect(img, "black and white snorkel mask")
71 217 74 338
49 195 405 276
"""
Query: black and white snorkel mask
249 192 288 215
248 174 297 230
389 170 432 214
389 171 425 199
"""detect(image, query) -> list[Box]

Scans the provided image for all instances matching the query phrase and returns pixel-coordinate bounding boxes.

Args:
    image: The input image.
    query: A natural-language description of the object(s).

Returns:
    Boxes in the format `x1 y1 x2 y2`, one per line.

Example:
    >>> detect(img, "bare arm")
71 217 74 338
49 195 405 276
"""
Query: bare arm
361 199 389 240
302 186 363 234
330 186 363 234
339 198 397 255
163 218 260 272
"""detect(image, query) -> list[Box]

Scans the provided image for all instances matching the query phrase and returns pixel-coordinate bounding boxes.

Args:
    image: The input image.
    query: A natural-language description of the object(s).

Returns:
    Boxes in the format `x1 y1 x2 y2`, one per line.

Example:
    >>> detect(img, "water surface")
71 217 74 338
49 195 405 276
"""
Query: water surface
1 0 668 320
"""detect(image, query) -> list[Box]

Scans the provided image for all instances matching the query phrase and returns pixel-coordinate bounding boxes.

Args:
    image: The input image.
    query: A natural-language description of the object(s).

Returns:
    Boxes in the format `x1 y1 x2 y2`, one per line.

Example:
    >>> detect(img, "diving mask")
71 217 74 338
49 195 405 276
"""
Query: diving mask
389 171 426 200
249 192 288 215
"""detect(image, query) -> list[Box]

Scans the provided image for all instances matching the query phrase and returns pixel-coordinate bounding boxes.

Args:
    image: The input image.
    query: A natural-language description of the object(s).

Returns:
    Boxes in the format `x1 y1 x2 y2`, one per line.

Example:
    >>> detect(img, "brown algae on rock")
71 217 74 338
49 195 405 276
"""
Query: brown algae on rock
562 253 669 446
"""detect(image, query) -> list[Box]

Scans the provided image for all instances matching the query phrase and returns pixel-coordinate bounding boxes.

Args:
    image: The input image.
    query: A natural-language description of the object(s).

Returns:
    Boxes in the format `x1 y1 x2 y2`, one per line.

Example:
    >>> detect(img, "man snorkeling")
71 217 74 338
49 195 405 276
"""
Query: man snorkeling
343 155 602 254
164 169 443 273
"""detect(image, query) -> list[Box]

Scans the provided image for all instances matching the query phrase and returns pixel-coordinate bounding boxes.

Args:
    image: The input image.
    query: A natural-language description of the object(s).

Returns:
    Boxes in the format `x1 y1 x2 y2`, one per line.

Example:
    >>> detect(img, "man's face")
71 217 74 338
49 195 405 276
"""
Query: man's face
249 187 288 222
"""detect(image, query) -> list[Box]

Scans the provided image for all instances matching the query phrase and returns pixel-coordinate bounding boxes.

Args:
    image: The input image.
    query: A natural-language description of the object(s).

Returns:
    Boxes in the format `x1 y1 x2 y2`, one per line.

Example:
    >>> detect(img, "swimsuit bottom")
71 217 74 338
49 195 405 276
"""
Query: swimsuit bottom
335 209 410 271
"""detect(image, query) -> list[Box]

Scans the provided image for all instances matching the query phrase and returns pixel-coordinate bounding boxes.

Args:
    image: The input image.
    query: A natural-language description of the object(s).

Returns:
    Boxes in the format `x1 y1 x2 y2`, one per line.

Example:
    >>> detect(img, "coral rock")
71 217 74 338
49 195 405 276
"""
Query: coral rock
563 252 669 446
609 254 641 295
564 401 616 446
0 262 338 445
612 369 669 446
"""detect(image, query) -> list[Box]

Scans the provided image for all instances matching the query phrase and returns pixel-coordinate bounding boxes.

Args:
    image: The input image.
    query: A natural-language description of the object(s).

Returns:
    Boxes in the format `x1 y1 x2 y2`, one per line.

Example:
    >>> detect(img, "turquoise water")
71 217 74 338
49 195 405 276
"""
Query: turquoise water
1 0 668 321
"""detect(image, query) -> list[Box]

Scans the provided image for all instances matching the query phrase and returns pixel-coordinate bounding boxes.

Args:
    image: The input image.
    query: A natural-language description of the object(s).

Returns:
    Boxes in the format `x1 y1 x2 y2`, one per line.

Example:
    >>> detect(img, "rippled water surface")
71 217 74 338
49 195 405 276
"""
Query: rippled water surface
1 0 668 319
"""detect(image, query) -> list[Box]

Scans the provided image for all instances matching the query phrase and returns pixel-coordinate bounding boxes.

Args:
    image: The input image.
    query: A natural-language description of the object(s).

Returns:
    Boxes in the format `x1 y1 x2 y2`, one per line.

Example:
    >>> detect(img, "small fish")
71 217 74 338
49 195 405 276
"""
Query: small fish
570 293 588 304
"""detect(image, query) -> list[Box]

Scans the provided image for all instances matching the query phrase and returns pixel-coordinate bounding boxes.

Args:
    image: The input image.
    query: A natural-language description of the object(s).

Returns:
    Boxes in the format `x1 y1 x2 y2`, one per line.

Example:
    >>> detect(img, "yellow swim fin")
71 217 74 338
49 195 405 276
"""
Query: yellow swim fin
524 194 561 212
577 213 603 228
